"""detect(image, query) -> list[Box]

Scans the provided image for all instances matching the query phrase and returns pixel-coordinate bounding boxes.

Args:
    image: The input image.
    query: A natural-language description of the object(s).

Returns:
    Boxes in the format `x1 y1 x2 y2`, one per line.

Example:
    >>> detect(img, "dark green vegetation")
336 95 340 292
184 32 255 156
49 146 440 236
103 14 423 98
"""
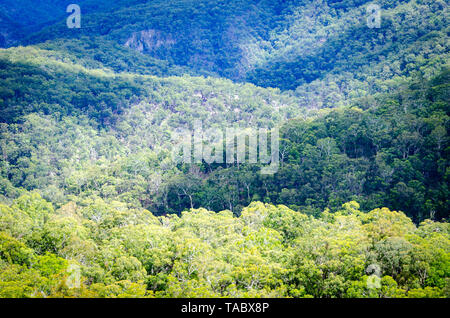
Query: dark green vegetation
3 1 448 102
0 0 448 298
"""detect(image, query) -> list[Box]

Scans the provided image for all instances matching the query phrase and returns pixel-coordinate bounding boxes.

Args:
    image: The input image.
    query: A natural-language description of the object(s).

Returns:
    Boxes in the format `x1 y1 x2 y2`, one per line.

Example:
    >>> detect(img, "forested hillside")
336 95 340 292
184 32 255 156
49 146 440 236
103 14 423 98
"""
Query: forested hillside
3 1 447 99
1 48 447 222
0 0 448 298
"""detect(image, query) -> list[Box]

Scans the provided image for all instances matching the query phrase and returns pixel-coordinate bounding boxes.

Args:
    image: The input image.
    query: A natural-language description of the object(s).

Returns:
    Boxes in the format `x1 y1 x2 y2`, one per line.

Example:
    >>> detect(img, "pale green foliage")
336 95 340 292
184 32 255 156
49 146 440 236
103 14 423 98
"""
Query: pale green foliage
0 194 448 298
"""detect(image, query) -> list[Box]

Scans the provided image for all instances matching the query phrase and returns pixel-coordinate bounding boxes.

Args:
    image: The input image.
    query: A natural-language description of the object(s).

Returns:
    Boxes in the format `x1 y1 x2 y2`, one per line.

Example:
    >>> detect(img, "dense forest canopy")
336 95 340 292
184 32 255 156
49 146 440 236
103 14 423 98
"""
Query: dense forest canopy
0 0 448 298
0 195 449 297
